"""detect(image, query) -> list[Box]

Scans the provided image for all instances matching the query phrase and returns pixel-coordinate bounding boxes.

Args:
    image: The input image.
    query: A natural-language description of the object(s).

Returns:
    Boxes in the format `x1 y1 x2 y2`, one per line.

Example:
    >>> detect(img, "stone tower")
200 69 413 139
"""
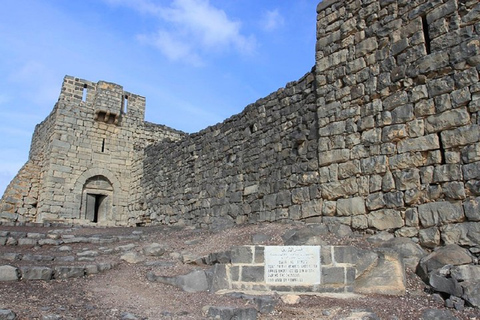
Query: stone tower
0 76 184 226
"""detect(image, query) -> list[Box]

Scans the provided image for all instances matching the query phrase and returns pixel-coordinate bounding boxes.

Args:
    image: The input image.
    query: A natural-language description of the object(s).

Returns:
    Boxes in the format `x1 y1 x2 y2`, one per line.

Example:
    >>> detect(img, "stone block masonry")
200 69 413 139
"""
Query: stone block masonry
1 0 479 251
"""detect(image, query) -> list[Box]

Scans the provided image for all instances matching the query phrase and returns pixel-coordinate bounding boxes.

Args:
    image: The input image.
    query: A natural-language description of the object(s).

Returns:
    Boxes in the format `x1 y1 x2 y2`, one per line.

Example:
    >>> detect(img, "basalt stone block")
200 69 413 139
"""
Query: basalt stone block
427 76 455 98
442 182 466 200
0 309 16 320
462 280 480 308
429 265 463 297
380 237 426 270
419 227 441 249
417 244 473 282
397 134 439 153
440 222 480 247
354 251 406 296
393 169 420 190
20 266 53 281
53 266 85 279
425 108 470 133
463 162 480 180
418 202 464 227
366 193 385 211
451 265 480 282
464 197 480 221
321 266 345 285
333 246 378 276
0 265 18 281
336 197 366 216
321 177 358 200
282 224 329 246
367 209 404 230
241 266 264 282
231 246 253 264
176 269 209 293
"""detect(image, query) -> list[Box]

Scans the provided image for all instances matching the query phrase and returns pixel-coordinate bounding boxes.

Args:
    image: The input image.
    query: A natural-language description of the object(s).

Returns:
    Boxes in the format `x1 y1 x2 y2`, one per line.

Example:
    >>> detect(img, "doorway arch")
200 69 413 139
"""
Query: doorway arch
82 175 113 222
73 168 122 223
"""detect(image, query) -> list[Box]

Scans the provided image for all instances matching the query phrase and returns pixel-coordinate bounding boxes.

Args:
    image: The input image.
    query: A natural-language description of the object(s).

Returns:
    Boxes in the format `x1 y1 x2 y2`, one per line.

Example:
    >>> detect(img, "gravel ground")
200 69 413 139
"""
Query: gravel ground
0 223 479 319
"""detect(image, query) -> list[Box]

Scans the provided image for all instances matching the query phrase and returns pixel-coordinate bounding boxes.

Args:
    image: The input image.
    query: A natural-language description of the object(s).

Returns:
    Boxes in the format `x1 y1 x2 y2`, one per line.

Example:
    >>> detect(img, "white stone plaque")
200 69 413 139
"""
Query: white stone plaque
264 246 320 285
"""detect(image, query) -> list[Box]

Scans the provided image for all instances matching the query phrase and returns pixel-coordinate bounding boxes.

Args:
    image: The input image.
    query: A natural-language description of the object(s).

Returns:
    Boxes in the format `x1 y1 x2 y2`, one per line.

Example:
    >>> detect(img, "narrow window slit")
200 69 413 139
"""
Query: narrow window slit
421 15 431 55
438 133 446 164
82 84 88 102
101 138 105 153
123 95 128 114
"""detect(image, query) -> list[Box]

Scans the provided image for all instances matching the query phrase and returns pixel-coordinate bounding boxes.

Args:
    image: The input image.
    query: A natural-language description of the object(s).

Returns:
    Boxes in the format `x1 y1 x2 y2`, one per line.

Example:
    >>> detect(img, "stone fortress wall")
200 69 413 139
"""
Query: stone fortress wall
137 0 480 249
1 0 479 249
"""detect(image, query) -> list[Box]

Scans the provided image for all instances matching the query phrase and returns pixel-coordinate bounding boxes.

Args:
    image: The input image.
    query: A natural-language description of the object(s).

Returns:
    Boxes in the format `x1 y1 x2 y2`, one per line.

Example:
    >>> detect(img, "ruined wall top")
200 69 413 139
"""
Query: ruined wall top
59 75 146 123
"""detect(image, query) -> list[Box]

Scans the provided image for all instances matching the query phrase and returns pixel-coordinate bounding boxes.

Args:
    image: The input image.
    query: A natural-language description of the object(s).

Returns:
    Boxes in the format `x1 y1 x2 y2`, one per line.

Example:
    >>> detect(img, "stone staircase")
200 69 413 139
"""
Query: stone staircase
0 226 144 282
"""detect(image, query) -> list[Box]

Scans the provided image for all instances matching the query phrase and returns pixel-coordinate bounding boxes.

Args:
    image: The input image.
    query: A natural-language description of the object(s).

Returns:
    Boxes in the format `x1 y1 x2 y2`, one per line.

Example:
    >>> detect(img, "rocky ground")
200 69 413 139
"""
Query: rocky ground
0 222 479 320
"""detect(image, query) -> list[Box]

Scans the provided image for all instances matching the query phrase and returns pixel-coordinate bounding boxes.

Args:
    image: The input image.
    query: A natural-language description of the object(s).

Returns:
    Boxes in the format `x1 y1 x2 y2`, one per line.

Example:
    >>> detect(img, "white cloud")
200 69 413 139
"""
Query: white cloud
105 0 256 65
137 30 204 67
262 9 284 32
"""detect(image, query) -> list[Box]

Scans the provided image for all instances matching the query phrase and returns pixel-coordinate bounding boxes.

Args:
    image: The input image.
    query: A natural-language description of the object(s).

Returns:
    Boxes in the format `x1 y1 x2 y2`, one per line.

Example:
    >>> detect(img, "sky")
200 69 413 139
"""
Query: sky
0 0 319 196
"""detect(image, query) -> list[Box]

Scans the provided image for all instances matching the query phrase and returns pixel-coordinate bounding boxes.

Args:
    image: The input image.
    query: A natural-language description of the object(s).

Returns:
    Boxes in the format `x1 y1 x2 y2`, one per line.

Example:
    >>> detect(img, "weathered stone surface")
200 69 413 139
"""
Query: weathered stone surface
230 246 253 264
429 265 463 297
442 125 480 149
142 243 166 256
336 197 366 216
150 269 209 293
463 162 480 180
367 210 404 230
209 264 229 293
451 265 480 282
176 269 210 293
53 266 85 279
419 227 441 248
0 265 18 281
380 237 426 270
320 177 358 200
418 202 464 228
282 224 328 246
440 222 480 246
462 281 480 308
333 246 378 276
354 251 406 296
397 134 439 153
425 108 470 133
0 309 16 320
20 266 53 280
120 252 145 264
417 244 473 282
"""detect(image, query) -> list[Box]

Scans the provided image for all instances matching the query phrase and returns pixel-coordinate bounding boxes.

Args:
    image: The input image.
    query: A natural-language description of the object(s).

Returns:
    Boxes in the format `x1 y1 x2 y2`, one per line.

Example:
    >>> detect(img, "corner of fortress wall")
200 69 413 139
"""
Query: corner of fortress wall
1 0 480 249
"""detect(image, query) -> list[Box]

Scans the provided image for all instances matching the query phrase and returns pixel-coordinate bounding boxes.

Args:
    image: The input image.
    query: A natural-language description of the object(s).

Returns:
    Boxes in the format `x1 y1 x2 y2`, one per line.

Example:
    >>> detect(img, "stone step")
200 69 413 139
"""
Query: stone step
0 263 117 281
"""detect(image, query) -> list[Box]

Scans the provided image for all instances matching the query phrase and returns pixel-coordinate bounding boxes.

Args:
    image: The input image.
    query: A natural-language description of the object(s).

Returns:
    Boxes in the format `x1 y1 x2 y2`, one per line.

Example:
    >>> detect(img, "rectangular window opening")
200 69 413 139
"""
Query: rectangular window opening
82 84 88 102
123 95 129 114
421 15 431 55
101 138 105 153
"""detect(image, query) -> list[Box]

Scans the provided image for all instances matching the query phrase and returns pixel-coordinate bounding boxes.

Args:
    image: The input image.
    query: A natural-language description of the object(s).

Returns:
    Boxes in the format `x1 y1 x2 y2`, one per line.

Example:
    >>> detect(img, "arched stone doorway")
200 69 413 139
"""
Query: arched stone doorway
81 175 113 222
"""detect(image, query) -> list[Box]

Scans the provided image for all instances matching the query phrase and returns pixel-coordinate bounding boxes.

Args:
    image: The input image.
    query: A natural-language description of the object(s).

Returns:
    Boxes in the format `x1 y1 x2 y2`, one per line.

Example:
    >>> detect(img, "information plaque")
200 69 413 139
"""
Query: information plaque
264 246 321 285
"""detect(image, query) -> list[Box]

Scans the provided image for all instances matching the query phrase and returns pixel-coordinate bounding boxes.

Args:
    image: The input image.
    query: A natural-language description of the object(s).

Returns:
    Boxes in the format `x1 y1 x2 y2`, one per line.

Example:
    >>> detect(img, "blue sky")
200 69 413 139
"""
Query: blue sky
0 0 318 195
